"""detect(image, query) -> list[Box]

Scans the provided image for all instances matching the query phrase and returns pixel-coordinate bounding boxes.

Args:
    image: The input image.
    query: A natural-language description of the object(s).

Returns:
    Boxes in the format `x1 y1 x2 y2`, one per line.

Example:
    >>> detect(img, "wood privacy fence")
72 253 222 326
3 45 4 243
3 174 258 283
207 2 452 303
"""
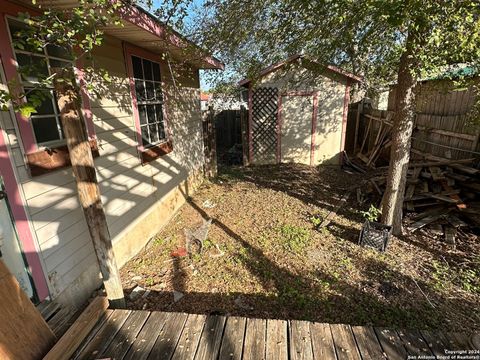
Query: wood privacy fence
202 108 217 177
212 107 249 165
346 102 480 166
214 109 244 150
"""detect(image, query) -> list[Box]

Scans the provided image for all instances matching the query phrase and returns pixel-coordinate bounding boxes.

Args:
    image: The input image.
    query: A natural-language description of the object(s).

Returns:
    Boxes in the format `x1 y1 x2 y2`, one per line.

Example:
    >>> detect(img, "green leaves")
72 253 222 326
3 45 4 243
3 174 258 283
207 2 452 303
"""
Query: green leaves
1 1 125 117
18 104 37 118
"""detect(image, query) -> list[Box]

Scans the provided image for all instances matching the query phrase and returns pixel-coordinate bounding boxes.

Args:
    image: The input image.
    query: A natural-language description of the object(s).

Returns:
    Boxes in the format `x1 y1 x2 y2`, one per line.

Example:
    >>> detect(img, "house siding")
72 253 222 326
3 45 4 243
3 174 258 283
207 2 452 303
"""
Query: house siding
1 32 205 307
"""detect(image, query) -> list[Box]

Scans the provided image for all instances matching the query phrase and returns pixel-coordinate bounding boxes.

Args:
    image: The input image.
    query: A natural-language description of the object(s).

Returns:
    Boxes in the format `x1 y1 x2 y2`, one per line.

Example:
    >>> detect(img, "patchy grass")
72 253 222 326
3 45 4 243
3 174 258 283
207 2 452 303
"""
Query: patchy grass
278 224 310 253
120 164 480 331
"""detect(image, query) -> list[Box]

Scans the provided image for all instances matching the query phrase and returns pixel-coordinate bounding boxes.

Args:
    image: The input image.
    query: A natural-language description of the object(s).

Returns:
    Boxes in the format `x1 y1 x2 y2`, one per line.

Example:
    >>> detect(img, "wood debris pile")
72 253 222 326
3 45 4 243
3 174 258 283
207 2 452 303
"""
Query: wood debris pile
360 158 480 247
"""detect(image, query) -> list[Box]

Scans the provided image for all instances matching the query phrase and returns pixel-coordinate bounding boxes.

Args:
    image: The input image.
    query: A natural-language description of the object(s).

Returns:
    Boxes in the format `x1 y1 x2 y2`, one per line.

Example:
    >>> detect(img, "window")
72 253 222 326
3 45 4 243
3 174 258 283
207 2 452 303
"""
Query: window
131 55 166 147
8 18 73 147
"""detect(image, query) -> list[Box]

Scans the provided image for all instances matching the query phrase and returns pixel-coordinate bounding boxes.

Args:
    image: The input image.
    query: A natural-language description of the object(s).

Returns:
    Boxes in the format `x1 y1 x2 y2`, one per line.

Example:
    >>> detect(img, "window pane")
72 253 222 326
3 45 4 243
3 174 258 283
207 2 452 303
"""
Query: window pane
16 54 48 82
49 59 71 70
25 89 54 115
46 44 72 59
31 117 60 144
146 105 156 124
157 121 166 140
154 82 163 101
132 56 143 79
152 63 161 81
141 125 150 146
149 124 159 143
155 105 163 123
8 20 41 54
143 59 153 80
135 80 145 102
145 81 155 101
138 105 147 125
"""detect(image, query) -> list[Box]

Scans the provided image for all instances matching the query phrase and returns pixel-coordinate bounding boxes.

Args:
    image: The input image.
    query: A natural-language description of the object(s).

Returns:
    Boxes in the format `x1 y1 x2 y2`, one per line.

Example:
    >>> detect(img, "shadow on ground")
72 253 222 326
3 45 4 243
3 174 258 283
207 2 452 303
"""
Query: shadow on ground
121 164 480 332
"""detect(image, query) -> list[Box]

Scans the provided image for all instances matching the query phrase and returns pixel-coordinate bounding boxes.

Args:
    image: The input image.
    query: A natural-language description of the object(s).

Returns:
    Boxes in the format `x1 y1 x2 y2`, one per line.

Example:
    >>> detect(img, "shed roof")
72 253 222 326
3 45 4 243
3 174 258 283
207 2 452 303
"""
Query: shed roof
238 54 362 87
12 0 224 70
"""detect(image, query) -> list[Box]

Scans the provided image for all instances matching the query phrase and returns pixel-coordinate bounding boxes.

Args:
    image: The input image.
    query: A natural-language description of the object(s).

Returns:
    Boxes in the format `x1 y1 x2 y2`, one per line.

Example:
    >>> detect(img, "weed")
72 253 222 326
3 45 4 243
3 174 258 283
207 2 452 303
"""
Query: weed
203 238 214 250
191 253 202 263
145 277 155 286
431 260 451 290
278 224 310 253
310 215 322 228
152 237 164 246
458 268 480 294
280 285 308 308
359 204 381 222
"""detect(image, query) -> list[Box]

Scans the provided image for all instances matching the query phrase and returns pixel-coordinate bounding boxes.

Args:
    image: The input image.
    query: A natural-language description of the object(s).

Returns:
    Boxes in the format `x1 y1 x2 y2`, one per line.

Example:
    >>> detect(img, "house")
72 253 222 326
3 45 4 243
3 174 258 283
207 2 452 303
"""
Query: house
0 0 223 308
239 54 361 166
210 91 248 111
200 92 211 111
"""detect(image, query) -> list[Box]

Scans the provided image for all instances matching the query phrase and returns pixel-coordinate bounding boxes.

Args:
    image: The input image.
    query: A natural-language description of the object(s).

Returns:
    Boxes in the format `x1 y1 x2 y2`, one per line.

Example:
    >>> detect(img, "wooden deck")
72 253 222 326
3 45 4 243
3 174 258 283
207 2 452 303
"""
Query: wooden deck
72 309 479 360
37 299 78 338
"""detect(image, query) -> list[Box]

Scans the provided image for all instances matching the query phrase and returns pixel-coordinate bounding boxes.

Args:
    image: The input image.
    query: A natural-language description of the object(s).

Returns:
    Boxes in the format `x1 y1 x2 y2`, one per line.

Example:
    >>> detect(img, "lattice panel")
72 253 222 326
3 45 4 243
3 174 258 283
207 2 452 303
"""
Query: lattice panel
252 87 278 163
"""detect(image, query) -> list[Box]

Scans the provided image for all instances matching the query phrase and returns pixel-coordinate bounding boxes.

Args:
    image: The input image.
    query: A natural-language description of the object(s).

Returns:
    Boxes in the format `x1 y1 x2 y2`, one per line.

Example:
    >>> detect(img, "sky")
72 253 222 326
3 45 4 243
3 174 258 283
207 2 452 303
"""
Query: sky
151 0 220 90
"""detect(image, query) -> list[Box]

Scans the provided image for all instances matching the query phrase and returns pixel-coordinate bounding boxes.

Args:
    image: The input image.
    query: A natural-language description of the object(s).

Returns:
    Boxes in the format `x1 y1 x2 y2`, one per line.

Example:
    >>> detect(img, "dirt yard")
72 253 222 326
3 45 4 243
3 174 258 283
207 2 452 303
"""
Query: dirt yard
120 164 480 331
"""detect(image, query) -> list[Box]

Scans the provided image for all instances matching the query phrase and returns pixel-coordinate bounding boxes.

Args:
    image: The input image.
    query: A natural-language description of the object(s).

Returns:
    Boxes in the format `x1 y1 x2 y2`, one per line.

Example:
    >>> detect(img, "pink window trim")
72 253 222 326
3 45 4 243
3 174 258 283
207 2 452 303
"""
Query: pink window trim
247 83 253 164
0 6 49 300
0 10 96 154
310 93 319 166
123 42 171 153
275 93 282 164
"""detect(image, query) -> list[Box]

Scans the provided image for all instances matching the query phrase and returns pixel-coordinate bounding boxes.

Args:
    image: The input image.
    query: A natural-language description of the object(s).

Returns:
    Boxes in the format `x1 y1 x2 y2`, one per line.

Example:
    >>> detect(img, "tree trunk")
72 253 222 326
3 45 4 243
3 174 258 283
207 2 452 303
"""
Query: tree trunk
53 68 125 308
381 33 418 235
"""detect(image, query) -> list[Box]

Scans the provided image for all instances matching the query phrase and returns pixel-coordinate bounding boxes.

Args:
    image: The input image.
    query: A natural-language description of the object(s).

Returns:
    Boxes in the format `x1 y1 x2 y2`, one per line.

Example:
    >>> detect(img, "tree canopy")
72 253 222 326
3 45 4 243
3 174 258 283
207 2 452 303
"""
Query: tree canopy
189 0 479 92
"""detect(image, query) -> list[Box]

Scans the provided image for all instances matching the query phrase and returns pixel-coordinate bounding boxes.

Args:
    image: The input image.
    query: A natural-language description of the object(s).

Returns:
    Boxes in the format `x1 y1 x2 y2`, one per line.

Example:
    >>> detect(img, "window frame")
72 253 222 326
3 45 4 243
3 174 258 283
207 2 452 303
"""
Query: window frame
124 43 173 163
7 17 73 148
2 14 96 154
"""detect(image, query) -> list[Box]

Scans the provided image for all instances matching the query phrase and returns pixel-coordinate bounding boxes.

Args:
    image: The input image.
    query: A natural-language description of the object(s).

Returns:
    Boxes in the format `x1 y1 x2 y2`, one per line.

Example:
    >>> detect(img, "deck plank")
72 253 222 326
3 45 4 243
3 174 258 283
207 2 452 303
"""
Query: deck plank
72 309 114 359
194 315 226 360
397 329 433 356
171 314 206 360
290 320 314 360
472 332 480 350
101 310 150 360
243 318 267 360
218 316 247 360
74 309 131 360
123 311 167 360
351 326 386 360
447 332 477 350
310 322 336 360
147 312 188 360
330 324 361 360
374 328 407 360
420 330 449 357
265 319 288 360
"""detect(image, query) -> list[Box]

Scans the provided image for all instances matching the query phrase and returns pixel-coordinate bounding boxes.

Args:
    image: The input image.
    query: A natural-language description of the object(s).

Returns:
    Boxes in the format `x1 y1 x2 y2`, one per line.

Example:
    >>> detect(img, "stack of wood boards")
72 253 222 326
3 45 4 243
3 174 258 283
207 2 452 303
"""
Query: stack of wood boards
365 158 480 247
355 113 393 168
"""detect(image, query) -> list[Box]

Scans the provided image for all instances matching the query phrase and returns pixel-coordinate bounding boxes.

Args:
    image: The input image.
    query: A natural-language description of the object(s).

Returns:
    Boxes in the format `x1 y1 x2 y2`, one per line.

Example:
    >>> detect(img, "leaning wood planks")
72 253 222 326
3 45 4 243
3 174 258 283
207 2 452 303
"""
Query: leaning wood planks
43 296 109 360
0 260 56 360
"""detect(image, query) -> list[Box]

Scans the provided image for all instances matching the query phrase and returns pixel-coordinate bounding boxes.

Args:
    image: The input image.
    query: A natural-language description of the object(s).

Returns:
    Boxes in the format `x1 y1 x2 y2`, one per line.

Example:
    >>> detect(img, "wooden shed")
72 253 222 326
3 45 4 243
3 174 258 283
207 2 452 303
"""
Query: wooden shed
239 55 361 165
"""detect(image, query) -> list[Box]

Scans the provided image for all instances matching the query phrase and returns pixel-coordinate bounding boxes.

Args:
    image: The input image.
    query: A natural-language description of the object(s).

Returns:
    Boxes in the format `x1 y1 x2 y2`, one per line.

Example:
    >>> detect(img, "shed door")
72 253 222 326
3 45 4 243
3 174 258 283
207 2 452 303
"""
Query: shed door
280 95 313 165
